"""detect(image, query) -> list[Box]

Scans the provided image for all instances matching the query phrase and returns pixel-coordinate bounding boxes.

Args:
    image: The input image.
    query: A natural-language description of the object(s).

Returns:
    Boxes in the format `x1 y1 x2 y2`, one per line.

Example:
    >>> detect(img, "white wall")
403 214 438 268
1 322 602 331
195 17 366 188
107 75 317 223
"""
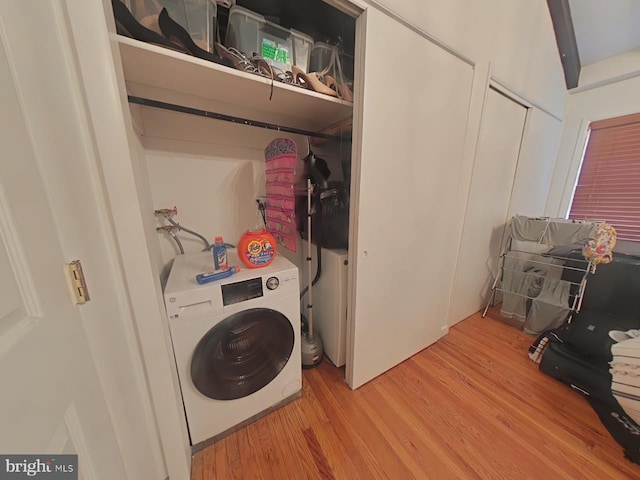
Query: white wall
546 58 640 217
146 151 266 264
142 133 337 271
138 95 351 269
509 107 564 217
579 48 640 89
370 0 567 118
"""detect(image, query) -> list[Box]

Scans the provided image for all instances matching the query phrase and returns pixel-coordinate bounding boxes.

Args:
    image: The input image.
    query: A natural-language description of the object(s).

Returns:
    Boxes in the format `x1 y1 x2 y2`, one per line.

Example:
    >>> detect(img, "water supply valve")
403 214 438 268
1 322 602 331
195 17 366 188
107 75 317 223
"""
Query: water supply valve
154 206 178 218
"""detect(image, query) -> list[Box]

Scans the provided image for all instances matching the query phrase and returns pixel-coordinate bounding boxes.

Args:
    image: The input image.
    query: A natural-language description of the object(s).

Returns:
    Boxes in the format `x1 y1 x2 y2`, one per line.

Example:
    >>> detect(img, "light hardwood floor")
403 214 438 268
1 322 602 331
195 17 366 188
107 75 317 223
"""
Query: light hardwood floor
191 312 640 479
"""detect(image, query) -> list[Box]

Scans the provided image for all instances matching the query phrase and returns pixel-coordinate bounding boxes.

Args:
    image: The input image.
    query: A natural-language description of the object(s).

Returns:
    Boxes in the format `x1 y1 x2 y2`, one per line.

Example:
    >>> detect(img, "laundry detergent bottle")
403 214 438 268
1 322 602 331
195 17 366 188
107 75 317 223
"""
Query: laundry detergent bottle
213 236 227 269
237 229 277 268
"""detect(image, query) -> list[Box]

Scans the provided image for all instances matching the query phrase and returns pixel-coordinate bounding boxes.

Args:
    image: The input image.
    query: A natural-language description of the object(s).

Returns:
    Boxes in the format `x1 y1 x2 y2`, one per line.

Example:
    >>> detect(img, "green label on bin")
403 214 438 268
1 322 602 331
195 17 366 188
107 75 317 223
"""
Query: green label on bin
261 38 290 65
262 39 277 60
275 45 290 64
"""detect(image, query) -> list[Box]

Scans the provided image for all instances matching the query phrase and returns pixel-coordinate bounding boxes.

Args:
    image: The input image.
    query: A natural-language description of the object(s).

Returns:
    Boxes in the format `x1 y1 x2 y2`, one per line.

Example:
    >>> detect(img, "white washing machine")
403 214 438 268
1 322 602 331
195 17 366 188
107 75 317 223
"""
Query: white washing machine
163 251 301 446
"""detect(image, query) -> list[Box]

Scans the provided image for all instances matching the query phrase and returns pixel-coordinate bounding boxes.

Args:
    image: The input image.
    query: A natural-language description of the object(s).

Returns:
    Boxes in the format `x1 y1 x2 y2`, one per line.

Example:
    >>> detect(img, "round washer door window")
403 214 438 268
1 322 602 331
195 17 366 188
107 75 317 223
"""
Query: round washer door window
191 307 295 400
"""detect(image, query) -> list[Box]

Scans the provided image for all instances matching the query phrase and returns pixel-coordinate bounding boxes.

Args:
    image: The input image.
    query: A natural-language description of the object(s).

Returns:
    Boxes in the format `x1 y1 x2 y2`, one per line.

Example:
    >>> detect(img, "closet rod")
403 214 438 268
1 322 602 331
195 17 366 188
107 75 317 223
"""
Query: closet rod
127 96 349 141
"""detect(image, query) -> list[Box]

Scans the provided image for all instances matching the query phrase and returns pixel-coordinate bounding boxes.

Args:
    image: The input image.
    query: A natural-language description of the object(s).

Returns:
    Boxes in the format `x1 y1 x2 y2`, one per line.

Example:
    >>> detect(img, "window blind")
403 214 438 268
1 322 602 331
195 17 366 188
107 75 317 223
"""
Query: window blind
569 112 640 242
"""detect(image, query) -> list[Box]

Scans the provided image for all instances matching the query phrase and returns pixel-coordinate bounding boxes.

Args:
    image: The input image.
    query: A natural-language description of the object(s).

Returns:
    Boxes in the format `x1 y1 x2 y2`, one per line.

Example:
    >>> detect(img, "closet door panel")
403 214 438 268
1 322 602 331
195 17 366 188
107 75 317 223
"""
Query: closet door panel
347 8 473 388
449 88 527 324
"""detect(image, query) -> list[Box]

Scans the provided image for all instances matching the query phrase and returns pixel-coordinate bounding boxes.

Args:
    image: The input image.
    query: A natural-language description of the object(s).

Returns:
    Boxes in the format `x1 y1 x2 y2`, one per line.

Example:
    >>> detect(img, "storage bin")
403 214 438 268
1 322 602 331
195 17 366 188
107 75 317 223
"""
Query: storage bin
309 41 336 74
309 41 353 82
291 29 314 73
226 5 313 73
125 0 217 53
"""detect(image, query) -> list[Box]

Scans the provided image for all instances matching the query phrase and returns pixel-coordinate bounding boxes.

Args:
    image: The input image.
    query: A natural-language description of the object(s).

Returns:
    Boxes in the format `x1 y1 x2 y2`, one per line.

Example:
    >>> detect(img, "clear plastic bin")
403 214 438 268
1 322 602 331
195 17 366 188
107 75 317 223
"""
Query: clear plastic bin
125 0 217 53
226 5 313 73
310 41 353 82
309 41 336 74
291 29 314 73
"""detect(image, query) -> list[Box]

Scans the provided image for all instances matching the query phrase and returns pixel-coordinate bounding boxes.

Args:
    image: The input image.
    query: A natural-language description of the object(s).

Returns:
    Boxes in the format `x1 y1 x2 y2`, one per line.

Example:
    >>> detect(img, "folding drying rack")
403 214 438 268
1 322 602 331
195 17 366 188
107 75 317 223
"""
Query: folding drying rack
482 216 598 335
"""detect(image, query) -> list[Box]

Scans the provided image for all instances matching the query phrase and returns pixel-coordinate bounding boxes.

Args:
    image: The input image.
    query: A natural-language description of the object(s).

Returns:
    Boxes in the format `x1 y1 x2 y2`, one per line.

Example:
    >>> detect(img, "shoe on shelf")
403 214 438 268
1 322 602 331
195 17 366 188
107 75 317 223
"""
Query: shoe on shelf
291 65 338 97
309 42 354 101
111 0 186 52
333 79 353 102
216 43 261 74
249 54 275 79
158 8 232 67
217 44 285 89
324 74 353 101
271 67 306 88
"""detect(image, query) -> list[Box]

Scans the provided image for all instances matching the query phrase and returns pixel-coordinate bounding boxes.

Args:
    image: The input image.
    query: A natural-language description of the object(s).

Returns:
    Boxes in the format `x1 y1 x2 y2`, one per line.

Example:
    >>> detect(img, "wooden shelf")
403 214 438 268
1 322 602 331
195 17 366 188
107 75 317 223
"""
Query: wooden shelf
116 35 353 133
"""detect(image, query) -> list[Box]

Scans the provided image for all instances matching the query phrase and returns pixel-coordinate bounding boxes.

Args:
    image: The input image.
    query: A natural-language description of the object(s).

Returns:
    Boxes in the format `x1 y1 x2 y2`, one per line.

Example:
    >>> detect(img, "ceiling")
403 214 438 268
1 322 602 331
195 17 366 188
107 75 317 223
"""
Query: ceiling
548 0 640 88
567 0 640 66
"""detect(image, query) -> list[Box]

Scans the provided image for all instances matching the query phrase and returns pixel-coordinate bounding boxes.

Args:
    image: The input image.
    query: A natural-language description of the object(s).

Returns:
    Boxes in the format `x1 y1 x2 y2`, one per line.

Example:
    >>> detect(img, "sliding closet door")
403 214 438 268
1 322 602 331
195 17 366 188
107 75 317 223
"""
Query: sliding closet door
346 7 474 389
449 87 527 324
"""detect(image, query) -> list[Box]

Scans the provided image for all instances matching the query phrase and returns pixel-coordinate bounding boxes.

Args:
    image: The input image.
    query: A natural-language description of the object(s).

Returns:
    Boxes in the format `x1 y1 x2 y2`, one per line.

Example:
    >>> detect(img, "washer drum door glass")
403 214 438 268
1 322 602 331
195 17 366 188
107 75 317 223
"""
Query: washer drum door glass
191 307 295 400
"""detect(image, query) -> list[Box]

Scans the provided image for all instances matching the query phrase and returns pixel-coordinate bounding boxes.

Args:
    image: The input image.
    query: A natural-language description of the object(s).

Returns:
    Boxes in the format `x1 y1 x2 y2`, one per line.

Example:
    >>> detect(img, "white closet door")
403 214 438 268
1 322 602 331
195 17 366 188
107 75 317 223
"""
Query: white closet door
0 1 168 478
449 87 527 324
0 16 126 480
346 8 474 389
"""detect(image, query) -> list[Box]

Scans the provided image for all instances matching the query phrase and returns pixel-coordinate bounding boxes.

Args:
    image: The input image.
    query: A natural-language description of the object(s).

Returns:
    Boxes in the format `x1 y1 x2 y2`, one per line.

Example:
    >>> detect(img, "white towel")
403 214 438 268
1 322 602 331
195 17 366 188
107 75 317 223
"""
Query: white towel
612 336 640 358
611 335 640 425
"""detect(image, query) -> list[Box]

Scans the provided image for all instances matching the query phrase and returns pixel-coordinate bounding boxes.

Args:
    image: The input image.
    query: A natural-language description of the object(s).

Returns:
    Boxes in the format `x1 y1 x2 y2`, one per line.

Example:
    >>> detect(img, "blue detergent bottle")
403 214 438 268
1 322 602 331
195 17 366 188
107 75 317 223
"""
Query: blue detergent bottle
213 236 227 270
196 266 239 285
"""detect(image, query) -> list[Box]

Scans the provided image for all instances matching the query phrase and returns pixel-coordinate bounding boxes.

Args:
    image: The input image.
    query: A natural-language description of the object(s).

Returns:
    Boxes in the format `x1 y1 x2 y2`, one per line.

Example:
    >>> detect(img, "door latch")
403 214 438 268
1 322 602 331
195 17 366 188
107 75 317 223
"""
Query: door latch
66 260 90 305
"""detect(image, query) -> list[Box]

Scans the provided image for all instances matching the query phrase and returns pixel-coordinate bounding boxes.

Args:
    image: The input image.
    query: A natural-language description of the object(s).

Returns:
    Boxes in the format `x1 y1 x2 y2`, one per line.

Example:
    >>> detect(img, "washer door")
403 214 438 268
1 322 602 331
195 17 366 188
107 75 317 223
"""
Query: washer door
191 307 295 400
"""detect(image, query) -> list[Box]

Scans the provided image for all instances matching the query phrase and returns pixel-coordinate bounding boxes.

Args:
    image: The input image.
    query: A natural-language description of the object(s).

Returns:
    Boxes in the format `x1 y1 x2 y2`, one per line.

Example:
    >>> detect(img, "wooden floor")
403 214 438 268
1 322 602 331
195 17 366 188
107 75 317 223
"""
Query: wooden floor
191 312 640 479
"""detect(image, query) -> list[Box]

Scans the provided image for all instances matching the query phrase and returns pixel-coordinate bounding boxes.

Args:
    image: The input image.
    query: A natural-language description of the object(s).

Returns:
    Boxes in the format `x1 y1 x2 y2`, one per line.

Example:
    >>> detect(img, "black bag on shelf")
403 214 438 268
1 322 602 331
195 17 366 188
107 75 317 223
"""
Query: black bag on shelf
295 151 349 249
317 180 349 249
295 181 349 249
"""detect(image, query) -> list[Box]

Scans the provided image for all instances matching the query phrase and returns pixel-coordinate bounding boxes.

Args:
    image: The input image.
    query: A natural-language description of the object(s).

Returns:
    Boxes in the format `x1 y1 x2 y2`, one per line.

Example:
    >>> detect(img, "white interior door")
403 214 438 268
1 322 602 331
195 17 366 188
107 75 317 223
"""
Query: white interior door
346 8 474 389
0 28 127 480
449 87 527 324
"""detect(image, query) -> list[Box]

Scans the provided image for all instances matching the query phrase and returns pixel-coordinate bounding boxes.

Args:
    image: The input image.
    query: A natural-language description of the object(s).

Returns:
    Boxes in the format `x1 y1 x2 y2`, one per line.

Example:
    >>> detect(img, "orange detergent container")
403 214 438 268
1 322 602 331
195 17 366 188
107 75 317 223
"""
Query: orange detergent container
237 229 277 268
